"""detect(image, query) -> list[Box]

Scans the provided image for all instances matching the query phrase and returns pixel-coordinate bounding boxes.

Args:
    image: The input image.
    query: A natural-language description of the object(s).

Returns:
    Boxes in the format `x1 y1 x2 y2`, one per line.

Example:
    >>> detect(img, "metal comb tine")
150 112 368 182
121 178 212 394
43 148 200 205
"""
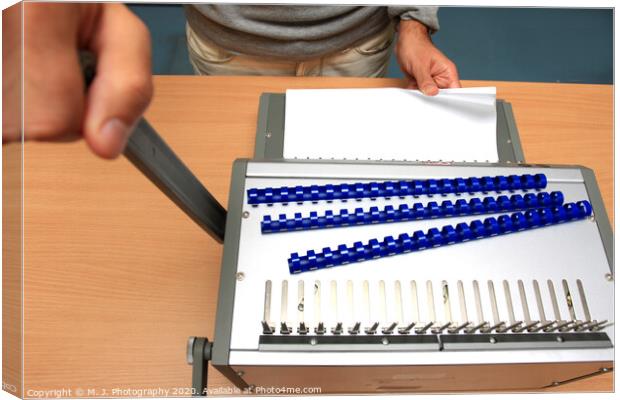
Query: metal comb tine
547 280 562 321
347 280 354 321
503 280 523 332
297 280 308 335
264 280 272 323
398 322 416 334
442 281 455 329
537 321 556 332
449 322 471 334
280 280 291 334
449 281 471 333
413 281 431 333
571 320 591 331
576 279 592 325
365 322 380 335
465 322 487 334
562 279 577 322
363 280 370 322
261 321 274 335
331 322 344 335
531 279 550 332
379 280 388 328
348 322 361 335
330 281 343 335
415 321 434 334
395 281 404 326
546 280 567 332
571 279 595 332
427 281 437 324
379 281 397 334
347 280 360 334
279 322 292 335
457 280 470 324
280 280 288 322
484 280 506 333
330 281 338 321
382 322 398 335
314 280 325 334
426 281 443 332
411 280 420 324
363 280 378 334
561 280 582 332
398 281 416 334
556 320 575 332
473 280 484 324
518 280 539 332
426 280 450 334
433 322 453 334
262 280 274 334
588 320 612 331
466 280 488 333
580 320 599 331
394 281 410 334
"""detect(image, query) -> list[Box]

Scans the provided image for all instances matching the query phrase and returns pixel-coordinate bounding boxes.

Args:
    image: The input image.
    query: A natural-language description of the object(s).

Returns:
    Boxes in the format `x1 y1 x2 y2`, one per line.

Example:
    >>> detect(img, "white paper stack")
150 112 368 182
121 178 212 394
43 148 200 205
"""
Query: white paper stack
283 87 498 163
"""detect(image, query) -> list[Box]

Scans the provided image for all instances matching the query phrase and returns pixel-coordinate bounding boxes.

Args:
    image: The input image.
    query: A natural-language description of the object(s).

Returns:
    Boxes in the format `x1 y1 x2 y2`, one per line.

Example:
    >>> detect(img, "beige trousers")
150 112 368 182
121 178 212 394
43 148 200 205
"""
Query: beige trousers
186 23 395 77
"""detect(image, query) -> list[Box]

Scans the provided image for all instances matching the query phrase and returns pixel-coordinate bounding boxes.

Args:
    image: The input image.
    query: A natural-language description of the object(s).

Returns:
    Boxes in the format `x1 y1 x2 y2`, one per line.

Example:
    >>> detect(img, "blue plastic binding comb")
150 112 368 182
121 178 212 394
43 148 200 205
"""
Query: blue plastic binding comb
261 191 564 234
247 173 548 205
287 200 592 274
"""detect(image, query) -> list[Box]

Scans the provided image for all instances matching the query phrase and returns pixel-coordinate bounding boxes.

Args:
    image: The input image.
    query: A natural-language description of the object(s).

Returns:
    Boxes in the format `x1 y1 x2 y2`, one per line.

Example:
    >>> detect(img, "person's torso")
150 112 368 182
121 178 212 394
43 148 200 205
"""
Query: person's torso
185 5 391 60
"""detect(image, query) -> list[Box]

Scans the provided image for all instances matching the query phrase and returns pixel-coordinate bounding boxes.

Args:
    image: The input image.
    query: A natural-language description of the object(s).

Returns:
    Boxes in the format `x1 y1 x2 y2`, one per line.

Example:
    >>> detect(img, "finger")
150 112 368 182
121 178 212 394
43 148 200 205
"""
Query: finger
434 74 461 89
445 62 461 88
404 75 419 90
436 61 461 89
22 4 85 141
410 63 439 96
82 4 153 159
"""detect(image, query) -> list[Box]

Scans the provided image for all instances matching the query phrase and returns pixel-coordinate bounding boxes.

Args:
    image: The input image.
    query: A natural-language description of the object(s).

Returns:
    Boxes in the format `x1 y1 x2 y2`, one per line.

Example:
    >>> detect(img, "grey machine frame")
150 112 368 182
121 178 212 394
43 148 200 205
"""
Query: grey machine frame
206 158 613 394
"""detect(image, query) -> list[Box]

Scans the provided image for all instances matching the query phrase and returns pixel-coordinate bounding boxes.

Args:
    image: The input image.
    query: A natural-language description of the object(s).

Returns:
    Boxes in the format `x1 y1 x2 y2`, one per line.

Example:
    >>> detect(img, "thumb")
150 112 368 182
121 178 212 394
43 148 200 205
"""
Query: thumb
411 65 439 96
82 4 153 159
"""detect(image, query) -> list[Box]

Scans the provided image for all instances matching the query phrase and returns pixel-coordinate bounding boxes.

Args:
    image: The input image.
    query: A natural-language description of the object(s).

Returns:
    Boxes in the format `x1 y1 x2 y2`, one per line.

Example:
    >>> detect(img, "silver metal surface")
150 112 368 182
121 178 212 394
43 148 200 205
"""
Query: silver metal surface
577 279 592 321
246 160 585 181
227 161 613 368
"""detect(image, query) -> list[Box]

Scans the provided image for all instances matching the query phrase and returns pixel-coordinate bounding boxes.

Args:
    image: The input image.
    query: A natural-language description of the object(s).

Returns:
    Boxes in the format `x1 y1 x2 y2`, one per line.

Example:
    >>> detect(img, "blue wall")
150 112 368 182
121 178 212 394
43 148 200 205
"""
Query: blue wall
129 5 613 84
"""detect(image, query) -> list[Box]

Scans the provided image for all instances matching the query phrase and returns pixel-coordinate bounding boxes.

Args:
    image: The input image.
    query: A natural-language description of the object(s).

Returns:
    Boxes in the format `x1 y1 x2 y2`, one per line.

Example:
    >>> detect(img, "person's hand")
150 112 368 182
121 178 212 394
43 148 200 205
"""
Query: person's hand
3 3 153 158
395 19 460 96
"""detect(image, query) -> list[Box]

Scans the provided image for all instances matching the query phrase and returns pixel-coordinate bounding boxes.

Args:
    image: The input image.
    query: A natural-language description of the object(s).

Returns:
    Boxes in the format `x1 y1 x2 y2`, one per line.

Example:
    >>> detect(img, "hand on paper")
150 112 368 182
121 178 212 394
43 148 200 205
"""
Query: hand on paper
395 19 461 96
3 3 153 159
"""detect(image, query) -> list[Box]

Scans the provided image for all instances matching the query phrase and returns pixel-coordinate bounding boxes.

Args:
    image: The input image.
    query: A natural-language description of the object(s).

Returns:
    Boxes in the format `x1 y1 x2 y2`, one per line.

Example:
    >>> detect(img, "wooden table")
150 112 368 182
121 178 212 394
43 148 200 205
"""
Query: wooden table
3 77 613 396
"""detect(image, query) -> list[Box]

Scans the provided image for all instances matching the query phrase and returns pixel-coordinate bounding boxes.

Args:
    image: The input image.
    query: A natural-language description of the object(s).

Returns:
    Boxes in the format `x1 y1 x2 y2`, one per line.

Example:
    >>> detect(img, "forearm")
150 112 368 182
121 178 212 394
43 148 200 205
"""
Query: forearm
397 19 431 39
388 6 439 32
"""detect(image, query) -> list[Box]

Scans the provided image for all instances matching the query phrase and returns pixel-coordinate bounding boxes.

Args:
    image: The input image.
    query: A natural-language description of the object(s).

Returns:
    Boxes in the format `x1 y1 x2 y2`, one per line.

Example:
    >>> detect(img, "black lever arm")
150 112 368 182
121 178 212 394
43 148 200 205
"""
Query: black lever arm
123 120 227 243
81 51 226 242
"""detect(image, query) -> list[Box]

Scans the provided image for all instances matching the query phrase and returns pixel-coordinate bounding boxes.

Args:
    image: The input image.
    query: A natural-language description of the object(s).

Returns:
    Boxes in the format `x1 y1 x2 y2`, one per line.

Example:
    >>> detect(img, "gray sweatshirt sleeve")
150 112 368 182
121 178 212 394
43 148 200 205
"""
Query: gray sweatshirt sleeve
387 6 439 33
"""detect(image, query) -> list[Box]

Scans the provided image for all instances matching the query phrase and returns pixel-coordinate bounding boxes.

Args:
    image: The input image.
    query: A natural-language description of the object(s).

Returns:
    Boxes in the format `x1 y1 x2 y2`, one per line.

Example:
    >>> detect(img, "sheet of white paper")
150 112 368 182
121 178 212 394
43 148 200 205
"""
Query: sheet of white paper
283 87 498 163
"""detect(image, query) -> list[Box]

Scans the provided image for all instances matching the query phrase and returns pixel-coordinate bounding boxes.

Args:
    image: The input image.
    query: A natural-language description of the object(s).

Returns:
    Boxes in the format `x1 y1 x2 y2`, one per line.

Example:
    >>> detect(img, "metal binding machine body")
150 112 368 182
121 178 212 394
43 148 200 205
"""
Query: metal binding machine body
211 159 614 394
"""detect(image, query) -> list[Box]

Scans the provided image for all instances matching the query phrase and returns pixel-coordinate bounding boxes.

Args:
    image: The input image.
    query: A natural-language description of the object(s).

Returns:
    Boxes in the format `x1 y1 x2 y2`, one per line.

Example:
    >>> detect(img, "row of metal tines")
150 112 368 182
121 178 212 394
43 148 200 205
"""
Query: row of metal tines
260 278 610 335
